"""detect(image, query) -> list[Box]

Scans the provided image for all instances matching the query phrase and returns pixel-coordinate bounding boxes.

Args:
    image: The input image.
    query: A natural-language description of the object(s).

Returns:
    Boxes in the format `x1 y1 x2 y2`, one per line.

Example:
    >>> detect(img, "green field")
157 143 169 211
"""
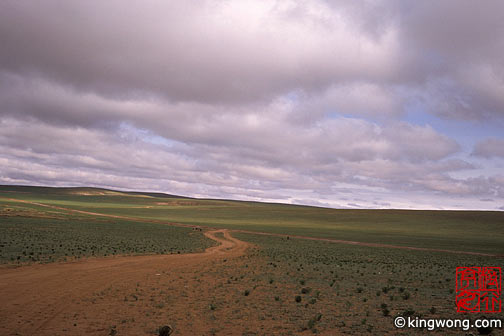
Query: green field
1 185 503 255
0 192 215 264
231 233 503 334
1 185 503 334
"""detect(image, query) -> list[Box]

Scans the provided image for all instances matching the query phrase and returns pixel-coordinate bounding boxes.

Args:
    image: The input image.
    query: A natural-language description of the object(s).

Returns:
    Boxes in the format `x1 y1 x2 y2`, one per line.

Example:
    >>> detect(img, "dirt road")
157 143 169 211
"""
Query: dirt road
3 197 501 257
2 198 500 335
0 229 250 336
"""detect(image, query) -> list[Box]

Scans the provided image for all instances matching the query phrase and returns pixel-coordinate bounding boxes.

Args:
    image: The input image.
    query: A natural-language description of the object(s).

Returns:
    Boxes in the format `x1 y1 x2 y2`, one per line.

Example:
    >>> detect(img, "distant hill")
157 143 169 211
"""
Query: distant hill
0 185 189 199
1 184 503 255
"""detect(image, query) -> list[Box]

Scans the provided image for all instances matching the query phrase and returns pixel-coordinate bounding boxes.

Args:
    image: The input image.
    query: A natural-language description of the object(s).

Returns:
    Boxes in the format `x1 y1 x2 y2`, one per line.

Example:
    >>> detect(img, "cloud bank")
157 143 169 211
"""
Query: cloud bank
1 1 503 210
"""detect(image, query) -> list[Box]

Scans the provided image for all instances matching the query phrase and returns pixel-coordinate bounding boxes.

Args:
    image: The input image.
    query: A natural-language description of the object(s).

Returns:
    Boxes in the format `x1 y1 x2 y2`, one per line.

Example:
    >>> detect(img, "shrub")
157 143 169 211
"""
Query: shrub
380 303 390 316
158 325 173 336
402 309 415 317
307 313 322 330
301 287 311 294
307 318 316 330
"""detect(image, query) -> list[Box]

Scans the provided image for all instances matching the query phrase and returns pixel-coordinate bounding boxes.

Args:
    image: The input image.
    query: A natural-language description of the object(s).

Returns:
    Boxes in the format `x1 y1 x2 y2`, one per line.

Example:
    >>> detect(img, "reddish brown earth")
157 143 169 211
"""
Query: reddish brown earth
2 199 500 335
0 230 252 336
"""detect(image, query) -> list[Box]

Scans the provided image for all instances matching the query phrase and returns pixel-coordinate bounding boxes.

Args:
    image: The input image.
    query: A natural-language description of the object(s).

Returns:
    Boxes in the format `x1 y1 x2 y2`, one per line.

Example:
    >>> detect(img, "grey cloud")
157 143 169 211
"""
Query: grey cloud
397 1 504 120
464 175 504 198
473 138 504 158
1 0 503 210
0 116 484 203
1 1 503 120
398 1 504 66
0 75 460 166
373 201 391 207
0 1 399 104
347 203 364 208
291 83 404 124
0 72 151 129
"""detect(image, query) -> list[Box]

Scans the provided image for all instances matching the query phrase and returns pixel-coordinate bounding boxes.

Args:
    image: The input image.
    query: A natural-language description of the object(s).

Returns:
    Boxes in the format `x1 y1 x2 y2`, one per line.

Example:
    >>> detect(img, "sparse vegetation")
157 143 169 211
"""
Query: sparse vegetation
2 185 502 255
1 186 503 335
0 202 215 264
231 232 503 335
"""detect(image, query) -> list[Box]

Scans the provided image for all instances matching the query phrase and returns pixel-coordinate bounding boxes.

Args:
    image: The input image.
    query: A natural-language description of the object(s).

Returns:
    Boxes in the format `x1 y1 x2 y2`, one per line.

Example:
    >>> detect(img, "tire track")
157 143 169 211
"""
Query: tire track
3 197 501 257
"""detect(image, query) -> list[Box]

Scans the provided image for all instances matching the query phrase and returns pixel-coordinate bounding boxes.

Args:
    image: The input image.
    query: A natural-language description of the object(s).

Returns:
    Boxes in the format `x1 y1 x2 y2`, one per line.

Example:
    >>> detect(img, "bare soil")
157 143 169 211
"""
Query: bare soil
0 230 251 335
2 199 498 335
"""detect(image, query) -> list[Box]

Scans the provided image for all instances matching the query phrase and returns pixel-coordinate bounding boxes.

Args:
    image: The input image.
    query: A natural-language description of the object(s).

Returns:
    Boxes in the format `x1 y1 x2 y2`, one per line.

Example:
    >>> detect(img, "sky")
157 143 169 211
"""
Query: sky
0 0 503 210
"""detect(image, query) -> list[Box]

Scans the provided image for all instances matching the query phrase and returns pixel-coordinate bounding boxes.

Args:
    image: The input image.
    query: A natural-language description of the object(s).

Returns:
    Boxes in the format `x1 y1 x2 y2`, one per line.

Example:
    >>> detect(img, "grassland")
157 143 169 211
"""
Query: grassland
1 185 503 335
0 198 215 264
225 232 503 334
1 185 503 255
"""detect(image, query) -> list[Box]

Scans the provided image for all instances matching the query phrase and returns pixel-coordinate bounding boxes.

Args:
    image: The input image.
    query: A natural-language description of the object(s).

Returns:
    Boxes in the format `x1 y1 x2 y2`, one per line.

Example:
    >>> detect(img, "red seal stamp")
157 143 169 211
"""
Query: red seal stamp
456 267 501 313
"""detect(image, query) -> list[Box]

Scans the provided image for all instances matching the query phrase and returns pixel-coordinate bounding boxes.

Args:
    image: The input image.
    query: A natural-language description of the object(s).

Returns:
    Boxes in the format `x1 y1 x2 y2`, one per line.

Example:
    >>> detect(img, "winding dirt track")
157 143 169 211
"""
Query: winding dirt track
0 229 250 336
1 198 502 335
3 197 501 257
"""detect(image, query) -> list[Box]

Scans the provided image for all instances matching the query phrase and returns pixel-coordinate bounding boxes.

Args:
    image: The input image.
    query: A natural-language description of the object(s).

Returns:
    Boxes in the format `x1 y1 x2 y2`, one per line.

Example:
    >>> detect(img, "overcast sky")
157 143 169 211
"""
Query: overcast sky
1 1 503 210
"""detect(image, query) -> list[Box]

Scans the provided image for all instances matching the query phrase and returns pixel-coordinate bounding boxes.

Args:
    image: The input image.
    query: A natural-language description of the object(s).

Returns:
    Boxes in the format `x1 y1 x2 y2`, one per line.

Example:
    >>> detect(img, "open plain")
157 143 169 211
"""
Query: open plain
1 186 503 335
